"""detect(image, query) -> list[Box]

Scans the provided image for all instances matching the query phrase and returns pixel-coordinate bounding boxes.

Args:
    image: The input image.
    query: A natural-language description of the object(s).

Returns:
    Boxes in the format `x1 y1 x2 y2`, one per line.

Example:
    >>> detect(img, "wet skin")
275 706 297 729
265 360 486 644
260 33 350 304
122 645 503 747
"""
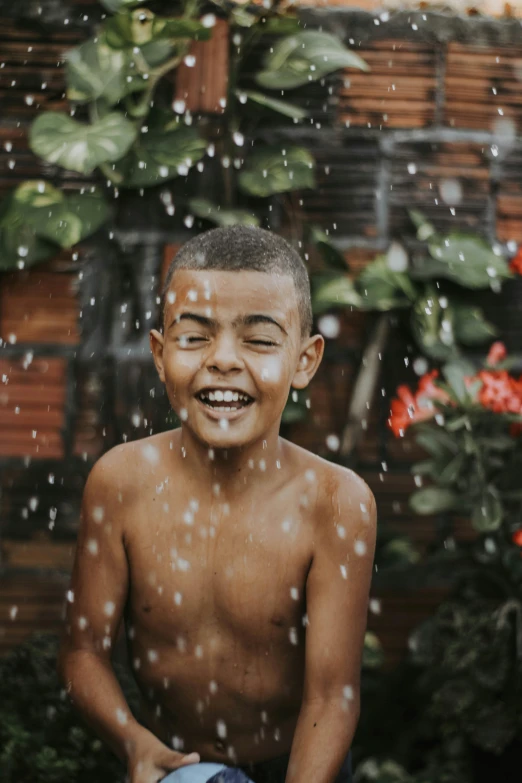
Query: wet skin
122 431 323 765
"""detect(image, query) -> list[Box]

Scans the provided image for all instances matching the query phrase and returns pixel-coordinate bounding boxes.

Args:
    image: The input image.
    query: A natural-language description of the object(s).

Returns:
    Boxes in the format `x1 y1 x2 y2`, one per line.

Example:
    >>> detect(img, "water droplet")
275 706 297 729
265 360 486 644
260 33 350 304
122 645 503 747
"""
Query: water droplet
201 13 216 27
386 241 409 272
217 719 227 738
289 627 298 645
318 314 340 339
209 680 218 693
439 178 462 206
290 587 299 600
326 434 340 451
142 444 160 465
87 538 99 555
104 601 115 617
184 54 196 67
354 539 367 556
407 163 417 175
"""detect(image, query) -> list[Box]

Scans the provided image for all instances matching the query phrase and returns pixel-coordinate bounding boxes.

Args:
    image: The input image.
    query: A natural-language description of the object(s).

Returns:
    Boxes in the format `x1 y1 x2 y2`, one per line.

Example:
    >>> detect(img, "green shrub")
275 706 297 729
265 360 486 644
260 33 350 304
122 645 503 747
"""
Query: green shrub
0 633 140 783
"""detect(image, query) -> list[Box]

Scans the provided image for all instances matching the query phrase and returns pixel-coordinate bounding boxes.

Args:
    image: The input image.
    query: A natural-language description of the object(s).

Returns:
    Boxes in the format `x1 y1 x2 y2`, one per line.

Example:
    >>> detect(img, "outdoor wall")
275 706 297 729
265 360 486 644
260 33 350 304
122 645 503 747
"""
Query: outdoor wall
0 1 521 665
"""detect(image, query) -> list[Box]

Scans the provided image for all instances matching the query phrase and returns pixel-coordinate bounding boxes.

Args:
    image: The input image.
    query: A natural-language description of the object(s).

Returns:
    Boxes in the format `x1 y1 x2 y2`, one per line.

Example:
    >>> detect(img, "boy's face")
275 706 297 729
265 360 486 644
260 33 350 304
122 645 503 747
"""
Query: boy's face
150 268 323 450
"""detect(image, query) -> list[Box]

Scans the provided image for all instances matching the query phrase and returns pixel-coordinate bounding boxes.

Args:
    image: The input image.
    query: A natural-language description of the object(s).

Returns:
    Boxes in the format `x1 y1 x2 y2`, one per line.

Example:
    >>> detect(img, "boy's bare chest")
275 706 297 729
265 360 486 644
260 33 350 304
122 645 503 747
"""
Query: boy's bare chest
123 488 315 646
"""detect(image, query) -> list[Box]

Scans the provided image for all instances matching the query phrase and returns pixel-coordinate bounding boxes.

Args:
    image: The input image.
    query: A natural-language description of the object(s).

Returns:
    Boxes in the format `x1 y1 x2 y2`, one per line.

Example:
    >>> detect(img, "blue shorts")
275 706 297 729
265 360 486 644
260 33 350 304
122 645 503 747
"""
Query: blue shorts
238 748 353 783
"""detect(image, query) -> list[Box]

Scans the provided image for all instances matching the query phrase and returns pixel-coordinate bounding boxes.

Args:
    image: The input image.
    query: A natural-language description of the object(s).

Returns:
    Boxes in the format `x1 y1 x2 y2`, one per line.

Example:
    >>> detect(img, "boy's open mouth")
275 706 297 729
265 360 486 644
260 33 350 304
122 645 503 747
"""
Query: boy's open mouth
196 388 255 413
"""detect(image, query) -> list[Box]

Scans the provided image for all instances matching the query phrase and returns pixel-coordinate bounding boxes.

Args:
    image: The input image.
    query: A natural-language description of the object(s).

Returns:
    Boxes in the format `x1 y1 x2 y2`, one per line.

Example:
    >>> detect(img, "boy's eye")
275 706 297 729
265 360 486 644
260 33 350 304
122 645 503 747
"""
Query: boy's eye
248 339 277 347
178 335 207 346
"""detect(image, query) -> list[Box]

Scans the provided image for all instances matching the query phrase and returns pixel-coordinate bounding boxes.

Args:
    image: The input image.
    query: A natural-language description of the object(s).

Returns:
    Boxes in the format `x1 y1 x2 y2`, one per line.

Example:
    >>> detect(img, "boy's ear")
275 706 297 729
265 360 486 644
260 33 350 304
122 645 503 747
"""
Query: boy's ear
149 329 166 383
291 333 324 390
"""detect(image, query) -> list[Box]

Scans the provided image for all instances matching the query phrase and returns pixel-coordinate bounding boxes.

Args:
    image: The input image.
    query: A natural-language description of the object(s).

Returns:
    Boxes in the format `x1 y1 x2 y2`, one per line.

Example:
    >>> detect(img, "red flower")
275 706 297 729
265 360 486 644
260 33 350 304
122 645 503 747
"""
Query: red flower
388 371 449 436
513 530 522 547
486 341 507 366
478 370 522 414
509 246 522 275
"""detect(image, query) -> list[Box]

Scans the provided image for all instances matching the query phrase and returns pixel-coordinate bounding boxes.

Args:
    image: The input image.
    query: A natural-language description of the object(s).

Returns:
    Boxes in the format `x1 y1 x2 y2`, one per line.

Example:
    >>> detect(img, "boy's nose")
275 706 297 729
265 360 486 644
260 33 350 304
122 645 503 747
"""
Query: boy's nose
206 333 243 374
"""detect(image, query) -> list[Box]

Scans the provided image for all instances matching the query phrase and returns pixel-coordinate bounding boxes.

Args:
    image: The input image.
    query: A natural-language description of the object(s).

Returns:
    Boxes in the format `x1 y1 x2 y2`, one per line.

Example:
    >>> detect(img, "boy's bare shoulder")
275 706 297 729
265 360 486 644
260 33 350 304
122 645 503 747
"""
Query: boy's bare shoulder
281 438 376 522
83 432 169 513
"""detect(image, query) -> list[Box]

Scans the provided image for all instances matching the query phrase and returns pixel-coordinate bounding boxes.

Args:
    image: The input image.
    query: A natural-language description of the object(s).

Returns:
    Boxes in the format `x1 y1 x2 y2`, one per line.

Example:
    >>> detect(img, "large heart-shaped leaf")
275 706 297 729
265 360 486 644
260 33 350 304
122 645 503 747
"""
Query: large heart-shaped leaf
238 145 315 197
427 234 512 289
30 111 137 174
115 125 206 187
188 199 260 227
0 183 110 269
237 89 307 120
66 37 130 105
256 31 369 90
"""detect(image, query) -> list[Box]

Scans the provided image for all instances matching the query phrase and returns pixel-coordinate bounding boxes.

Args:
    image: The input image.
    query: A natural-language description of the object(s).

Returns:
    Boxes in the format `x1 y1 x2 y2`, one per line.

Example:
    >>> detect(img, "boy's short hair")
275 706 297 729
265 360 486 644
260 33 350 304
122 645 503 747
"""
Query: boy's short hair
159 225 313 338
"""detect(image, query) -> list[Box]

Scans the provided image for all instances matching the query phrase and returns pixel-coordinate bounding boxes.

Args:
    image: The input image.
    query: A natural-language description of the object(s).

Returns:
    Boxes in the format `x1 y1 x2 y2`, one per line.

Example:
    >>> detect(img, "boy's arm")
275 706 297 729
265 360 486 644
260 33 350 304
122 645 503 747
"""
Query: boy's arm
57 448 153 764
285 471 377 783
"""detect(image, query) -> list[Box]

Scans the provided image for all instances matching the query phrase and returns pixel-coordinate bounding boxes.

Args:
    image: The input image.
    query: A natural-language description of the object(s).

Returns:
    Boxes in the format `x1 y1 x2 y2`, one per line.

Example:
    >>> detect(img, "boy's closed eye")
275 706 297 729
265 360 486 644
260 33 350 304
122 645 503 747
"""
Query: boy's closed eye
176 334 280 348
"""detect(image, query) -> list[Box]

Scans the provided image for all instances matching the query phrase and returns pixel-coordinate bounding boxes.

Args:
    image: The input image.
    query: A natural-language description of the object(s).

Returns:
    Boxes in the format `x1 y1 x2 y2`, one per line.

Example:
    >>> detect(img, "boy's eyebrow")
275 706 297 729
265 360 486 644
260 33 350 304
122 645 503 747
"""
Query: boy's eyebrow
234 314 287 335
168 312 287 335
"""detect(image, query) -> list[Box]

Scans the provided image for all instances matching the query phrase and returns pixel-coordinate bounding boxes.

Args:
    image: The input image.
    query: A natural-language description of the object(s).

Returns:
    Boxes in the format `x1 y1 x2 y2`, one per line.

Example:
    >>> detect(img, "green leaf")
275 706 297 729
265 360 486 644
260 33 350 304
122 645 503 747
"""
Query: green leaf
312 275 362 313
472 487 503 532
408 208 436 240
115 125 206 187
363 631 385 669
27 207 83 248
13 180 64 209
356 256 415 310
231 7 257 28
261 16 302 36
67 190 111 240
0 218 57 270
188 198 260 227
104 10 210 49
410 294 458 361
66 36 130 105
427 234 512 289
100 0 141 12
29 111 137 175
442 360 473 403
238 145 315 197
452 303 497 345
413 425 460 458
437 452 466 486
237 89 307 120
256 30 369 90
0 183 110 269
308 226 347 271
409 487 460 515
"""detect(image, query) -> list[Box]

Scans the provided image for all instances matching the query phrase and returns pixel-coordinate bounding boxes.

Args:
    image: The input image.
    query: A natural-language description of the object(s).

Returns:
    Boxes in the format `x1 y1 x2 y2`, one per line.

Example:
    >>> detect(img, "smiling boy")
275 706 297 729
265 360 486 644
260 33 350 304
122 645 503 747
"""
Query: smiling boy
57 226 377 783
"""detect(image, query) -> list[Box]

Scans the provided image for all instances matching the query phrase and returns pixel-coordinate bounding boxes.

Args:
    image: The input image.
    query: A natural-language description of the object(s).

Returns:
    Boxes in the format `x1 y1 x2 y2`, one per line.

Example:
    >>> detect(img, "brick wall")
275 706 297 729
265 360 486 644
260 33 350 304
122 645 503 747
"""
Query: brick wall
0 3 521 665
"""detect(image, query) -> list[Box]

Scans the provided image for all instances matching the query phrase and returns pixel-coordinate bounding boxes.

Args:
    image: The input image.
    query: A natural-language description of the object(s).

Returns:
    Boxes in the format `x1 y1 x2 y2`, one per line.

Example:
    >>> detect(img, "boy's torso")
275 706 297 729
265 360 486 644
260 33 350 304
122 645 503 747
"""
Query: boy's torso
119 431 329 766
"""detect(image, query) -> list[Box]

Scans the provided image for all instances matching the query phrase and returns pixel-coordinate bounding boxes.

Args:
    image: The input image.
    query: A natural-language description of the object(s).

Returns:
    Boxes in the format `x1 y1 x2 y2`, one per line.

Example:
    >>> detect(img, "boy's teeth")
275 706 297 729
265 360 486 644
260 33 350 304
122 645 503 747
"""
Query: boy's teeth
199 389 252 406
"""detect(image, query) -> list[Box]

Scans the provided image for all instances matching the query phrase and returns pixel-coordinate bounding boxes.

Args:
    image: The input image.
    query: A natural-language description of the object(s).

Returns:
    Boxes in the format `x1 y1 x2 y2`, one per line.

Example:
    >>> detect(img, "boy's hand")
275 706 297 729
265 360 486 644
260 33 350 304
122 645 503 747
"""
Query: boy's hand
127 733 200 783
